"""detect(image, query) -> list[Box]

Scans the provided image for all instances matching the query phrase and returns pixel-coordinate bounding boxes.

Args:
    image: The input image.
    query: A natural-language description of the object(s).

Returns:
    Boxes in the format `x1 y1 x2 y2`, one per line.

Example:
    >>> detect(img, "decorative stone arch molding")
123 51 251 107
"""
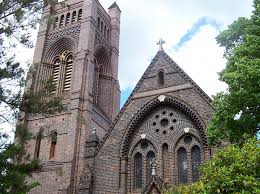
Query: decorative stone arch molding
120 95 207 158
43 36 77 64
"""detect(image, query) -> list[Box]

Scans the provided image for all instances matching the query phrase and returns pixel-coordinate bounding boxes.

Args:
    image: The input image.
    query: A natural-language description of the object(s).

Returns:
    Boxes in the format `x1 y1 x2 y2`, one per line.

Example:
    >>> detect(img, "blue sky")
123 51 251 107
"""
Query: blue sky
173 16 222 51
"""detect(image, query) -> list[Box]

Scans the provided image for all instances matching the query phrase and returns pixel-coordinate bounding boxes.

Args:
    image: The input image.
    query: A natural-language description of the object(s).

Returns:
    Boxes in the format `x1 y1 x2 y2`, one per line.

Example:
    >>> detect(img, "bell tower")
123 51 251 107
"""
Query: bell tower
26 0 121 193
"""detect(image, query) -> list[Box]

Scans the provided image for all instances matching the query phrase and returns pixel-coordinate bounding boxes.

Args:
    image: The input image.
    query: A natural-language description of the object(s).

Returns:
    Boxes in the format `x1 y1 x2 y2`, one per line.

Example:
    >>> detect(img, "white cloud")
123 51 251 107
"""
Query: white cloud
100 0 253 96
14 0 253 95
170 25 228 96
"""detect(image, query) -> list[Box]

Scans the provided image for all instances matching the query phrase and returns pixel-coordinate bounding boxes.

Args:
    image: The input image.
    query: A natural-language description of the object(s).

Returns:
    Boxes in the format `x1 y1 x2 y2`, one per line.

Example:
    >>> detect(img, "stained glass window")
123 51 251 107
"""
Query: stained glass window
178 147 188 183
146 151 155 182
134 153 142 188
191 145 201 182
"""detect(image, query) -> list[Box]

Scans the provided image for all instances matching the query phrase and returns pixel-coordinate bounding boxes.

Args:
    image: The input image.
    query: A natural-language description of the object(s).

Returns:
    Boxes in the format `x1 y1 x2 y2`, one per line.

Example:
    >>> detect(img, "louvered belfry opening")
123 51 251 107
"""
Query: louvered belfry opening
52 50 74 95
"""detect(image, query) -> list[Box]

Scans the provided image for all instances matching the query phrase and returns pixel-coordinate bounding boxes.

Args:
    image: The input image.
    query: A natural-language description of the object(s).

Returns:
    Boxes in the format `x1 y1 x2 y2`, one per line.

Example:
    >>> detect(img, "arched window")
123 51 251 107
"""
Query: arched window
107 29 110 41
162 143 168 180
34 133 42 159
64 54 73 91
178 147 188 184
54 17 58 29
104 25 107 37
158 70 165 86
97 17 100 29
72 11 76 23
52 51 74 94
60 15 64 27
101 21 103 32
78 9 82 21
49 131 57 159
146 151 155 182
65 13 70 25
52 58 61 93
191 145 201 181
134 153 142 189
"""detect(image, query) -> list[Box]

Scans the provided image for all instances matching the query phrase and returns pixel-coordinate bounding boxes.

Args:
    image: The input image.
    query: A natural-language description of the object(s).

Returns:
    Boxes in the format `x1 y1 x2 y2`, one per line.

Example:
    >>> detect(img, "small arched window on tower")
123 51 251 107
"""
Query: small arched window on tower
78 9 82 21
134 152 142 189
97 17 100 29
49 131 57 160
65 13 70 25
178 147 188 184
191 145 201 182
107 29 110 41
101 21 103 33
146 151 155 182
34 132 42 159
72 11 76 23
54 17 58 29
59 15 64 27
158 70 165 86
104 25 107 37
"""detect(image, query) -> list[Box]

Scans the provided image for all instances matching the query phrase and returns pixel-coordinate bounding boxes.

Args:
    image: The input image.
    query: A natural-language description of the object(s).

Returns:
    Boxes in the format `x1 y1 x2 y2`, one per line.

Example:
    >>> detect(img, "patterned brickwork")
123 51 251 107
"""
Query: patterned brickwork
24 1 213 194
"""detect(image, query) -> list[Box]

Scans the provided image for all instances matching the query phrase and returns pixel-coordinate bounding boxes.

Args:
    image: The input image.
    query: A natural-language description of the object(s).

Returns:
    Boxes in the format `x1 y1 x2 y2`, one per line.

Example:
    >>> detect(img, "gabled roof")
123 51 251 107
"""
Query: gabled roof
95 50 212 154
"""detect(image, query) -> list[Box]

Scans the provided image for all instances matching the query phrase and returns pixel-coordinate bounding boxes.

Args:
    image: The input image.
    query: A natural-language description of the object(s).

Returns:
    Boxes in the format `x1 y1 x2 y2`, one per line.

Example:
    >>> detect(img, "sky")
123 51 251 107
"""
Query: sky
17 0 253 108
97 0 253 107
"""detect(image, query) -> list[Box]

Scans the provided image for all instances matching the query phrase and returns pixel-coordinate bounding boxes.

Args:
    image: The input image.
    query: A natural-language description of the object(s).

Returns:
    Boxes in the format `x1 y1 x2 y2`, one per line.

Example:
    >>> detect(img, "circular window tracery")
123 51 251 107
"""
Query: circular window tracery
184 136 192 144
149 107 194 138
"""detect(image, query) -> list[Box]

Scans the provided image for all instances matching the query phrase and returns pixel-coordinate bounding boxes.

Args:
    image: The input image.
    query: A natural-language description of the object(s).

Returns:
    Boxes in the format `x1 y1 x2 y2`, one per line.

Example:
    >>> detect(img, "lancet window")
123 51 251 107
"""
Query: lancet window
34 132 42 159
49 131 57 159
191 145 201 181
66 13 70 25
158 70 165 86
78 9 82 21
146 151 155 181
178 147 188 183
52 51 74 94
176 135 202 184
60 15 64 27
72 11 76 23
132 140 157 190
134 153 142 189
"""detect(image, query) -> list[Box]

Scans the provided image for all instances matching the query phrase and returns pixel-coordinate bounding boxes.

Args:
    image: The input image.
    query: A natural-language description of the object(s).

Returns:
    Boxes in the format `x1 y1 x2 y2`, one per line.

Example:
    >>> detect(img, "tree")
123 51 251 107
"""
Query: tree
0 1 64 193
207 0 260 145
165 138 260 194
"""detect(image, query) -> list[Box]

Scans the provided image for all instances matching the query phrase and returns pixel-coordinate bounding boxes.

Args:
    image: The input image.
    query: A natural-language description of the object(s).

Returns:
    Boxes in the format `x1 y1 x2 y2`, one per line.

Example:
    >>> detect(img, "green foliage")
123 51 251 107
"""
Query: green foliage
207 0 260 145
0 126 40 194
164 138 260 194
0 0 65 193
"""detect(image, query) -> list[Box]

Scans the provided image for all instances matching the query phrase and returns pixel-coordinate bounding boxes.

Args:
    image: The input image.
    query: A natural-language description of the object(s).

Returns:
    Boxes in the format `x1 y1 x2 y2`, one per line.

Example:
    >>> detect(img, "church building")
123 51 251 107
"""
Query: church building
25 0 214 193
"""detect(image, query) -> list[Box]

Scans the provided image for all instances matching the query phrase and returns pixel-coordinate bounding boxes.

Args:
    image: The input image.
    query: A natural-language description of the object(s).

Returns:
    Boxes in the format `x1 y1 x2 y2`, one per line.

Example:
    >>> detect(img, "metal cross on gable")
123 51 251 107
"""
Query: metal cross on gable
157 38 166 50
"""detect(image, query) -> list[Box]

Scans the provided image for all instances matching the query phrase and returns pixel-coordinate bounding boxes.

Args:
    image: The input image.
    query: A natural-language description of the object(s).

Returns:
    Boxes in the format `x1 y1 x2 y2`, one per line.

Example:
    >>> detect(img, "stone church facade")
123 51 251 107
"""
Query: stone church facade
25 0 214 193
